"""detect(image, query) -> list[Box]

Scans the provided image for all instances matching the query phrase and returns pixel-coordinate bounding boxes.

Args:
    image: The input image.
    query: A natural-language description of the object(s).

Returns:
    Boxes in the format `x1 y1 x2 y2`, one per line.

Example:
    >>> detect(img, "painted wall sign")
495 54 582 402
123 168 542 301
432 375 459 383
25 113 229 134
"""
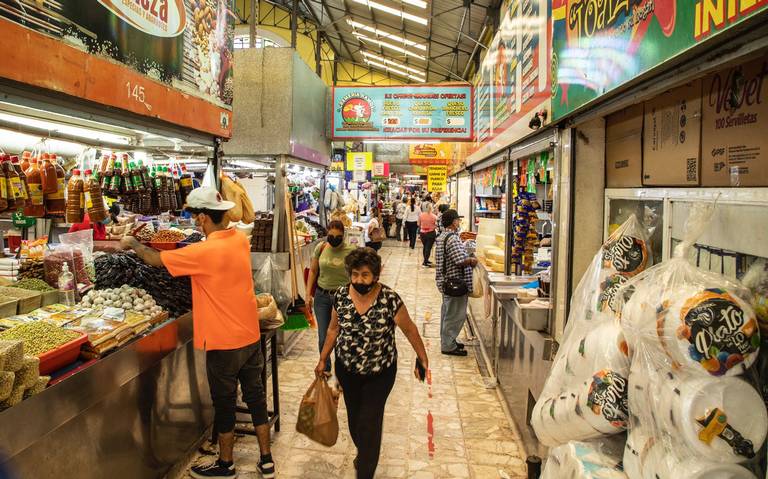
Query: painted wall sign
96 0 187 37
332 85 473 141
467 0 552 165
551 0 768 120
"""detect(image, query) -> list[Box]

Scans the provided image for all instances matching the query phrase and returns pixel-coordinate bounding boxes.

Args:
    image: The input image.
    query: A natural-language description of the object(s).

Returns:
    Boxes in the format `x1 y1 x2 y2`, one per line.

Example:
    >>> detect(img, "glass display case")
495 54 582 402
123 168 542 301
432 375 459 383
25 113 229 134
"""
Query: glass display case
604 188 768 279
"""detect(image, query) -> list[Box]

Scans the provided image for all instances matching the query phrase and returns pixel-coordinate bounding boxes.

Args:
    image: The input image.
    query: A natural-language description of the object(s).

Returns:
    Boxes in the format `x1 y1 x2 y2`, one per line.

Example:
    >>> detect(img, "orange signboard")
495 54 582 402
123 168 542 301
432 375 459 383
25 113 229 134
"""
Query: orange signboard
409 143 453 163
0 18 232 138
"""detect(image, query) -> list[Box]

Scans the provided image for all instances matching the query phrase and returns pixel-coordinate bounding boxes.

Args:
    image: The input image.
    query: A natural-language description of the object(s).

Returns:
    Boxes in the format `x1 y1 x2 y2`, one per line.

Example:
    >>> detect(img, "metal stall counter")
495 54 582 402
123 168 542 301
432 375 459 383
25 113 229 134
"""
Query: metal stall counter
0 313 213 479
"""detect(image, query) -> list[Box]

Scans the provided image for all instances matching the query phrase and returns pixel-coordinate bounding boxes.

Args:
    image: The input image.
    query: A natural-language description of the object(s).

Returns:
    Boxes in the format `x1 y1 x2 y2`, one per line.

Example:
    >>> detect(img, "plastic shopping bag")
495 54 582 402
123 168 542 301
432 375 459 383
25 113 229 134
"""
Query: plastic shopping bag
296 377 339 446
469 266 482 298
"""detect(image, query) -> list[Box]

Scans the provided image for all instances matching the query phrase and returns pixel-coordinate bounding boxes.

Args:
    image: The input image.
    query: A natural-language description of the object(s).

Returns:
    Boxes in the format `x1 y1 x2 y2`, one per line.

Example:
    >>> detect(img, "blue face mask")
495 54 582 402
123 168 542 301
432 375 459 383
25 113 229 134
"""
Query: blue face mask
101 217 112 225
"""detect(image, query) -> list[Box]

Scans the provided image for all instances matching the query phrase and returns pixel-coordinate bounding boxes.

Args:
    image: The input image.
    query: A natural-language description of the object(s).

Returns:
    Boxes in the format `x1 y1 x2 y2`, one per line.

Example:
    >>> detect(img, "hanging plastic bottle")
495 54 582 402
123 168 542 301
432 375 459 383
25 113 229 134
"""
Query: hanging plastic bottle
84 169 107 222
58 262 76 307
44 154 66 215
10 155 30 208
24 159 45 217
66 169 85 224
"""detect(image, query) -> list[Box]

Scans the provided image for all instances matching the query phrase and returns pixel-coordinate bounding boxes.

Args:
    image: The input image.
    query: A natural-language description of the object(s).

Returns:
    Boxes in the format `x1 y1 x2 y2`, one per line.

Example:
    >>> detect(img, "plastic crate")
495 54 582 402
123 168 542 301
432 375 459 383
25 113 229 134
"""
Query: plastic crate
39 331 88 375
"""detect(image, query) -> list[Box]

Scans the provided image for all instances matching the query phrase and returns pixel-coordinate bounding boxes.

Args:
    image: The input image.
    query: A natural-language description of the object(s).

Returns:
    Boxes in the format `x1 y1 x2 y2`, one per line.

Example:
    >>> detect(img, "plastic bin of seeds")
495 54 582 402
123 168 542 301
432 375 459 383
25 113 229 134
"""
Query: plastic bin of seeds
0 339 24 372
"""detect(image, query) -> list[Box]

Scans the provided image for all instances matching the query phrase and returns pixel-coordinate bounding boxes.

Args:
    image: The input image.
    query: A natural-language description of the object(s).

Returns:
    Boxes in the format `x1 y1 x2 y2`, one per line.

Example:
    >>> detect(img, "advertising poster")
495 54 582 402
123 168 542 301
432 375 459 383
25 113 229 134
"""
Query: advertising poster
372 162 390 177
468 0 551 165
409 143 453 165
0 0 235 107
346 152 373 171
427 165 448 192
332 85 473 141
551 0 768 120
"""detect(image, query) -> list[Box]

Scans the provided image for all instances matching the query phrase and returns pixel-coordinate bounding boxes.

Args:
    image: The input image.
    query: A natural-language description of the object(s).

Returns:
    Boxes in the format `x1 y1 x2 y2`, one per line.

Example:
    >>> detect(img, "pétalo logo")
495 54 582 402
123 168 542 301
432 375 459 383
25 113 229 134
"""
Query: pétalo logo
97 0 187 38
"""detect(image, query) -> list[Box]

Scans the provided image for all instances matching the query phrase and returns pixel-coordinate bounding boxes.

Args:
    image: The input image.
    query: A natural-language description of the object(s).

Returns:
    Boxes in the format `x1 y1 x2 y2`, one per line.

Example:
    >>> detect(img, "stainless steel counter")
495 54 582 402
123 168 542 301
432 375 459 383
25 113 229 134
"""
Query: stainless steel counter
0 313 212 479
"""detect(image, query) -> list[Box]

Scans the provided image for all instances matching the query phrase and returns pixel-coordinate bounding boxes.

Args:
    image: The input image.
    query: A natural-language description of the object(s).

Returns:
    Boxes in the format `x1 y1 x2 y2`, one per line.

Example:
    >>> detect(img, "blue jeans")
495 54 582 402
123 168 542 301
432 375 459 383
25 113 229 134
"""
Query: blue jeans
314 288 334 372
440 294 468 352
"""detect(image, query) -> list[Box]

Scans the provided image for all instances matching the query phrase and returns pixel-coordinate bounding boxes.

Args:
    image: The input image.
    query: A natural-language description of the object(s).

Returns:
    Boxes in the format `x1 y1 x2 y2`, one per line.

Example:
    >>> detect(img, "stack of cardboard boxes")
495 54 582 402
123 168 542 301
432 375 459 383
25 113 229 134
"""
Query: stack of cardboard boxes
606 56 768 188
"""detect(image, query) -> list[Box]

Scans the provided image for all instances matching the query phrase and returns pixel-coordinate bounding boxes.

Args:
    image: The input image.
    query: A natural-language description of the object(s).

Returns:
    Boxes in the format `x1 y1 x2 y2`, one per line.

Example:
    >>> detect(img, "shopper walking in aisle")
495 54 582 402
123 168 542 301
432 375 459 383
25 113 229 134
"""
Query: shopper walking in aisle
394 196 406 241
436 204 450 237
306 220 357 374
435 209 476 357
419 202 438 267
315 248 429 479
120 188 275 479
404 197 420 250
365 208 384 251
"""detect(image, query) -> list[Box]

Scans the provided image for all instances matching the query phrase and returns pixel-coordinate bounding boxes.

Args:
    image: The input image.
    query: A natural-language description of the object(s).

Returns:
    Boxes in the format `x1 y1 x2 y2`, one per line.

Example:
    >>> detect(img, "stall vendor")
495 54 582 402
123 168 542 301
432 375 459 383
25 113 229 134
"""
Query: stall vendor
119 187 275 479
68 204 120 241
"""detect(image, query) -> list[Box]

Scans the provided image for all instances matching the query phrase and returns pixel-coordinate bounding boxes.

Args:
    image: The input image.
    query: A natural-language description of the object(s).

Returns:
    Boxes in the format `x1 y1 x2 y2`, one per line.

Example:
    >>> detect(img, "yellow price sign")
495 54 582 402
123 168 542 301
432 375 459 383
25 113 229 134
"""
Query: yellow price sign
427 165 447 192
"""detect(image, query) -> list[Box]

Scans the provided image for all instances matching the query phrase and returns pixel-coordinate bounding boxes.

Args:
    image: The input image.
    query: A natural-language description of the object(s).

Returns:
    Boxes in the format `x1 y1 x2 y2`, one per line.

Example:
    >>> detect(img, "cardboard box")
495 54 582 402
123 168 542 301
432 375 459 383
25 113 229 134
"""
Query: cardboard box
643 80 702 186
605 103 644 188
701 57 768 187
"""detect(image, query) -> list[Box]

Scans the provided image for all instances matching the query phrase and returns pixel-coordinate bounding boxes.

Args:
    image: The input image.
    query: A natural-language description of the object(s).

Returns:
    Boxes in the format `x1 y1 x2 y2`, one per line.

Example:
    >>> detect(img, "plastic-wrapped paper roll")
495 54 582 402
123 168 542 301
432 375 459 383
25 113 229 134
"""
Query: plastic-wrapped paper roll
534 393 602 446
567 320 630 380
580 369 629 435
655 371 683 434
623 430 650 479
596 272 631 315
642 439 672 479
671 459 757 479
673 376 767 463
658 287 760 377
627 368 653 428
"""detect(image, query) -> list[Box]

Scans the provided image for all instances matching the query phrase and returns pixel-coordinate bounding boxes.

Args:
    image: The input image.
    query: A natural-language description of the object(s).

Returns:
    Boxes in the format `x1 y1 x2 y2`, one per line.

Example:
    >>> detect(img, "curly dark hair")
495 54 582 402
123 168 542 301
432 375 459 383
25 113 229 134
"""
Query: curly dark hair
345 247 382 277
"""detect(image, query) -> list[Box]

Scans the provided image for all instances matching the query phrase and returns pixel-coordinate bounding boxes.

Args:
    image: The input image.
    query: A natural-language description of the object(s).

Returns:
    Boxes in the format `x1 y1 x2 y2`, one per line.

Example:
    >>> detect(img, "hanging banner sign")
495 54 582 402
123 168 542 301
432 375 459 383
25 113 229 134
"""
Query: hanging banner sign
427 165 448 192
372 162 389 178
332 85 473 141
330 161 344 171
551 0 768 120
467 0 552 166
346 152 373 171
409 143 454 162
353 170 367 182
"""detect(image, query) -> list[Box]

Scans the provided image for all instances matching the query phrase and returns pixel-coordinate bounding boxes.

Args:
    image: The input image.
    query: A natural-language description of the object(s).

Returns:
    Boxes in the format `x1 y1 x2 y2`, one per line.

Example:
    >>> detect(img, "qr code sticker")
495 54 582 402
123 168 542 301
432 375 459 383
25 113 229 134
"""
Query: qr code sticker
686 159 697 182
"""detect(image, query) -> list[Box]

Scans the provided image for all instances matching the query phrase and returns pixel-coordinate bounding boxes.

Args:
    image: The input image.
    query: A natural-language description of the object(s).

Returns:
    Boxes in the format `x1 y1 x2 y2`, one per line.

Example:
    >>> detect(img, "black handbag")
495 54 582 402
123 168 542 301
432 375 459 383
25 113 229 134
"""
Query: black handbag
442 233 469 297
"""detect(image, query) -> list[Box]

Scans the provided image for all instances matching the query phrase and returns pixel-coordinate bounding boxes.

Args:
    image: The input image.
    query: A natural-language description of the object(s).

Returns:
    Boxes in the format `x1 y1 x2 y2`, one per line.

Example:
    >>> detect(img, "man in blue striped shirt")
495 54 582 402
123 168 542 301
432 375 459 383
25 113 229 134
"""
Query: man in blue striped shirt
435 210 477 356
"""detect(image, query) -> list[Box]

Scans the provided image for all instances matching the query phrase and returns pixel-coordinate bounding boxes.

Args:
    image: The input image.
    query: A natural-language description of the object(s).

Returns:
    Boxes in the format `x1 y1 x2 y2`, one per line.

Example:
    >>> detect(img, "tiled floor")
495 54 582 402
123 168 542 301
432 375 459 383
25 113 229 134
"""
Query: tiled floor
175 242 527 478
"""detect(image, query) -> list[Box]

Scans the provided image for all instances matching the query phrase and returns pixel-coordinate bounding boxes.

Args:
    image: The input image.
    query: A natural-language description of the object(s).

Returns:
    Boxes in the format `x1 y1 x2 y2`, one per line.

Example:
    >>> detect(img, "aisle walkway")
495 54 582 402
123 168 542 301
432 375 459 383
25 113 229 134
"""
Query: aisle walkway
175 243 527 479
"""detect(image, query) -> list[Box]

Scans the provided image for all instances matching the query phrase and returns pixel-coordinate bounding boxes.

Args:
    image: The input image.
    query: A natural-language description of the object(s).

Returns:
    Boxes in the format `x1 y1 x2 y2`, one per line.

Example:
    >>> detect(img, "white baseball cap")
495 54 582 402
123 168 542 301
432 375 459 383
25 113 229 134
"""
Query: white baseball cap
185 187 235 211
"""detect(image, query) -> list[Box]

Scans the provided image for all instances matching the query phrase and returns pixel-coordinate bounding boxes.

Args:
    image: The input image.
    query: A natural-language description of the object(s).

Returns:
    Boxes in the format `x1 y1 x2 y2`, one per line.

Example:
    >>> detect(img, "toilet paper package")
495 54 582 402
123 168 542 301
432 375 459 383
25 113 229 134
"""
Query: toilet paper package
532 215 651 447
616 202 765 475
541 438 627 479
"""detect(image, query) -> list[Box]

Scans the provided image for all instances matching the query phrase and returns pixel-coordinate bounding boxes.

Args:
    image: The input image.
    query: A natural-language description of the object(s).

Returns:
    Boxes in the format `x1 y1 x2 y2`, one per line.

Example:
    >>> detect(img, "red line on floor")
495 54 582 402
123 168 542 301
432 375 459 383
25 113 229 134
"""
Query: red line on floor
427 410 435 458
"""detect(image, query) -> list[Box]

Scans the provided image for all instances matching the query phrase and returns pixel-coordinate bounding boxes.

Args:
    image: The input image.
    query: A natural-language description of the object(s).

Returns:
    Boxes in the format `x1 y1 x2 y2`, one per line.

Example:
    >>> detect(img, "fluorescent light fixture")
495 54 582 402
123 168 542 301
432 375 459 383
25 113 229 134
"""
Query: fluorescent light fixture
0 112 133 145
347 19 427 50
361 51 426 76
350 0 428 25
364 58 427 82
355 33 426 60
363 140 439 144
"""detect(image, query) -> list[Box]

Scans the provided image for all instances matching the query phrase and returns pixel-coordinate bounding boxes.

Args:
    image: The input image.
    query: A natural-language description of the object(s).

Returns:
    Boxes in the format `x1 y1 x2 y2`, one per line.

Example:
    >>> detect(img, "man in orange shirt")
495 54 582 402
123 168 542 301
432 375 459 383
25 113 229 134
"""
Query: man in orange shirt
120 187 274 479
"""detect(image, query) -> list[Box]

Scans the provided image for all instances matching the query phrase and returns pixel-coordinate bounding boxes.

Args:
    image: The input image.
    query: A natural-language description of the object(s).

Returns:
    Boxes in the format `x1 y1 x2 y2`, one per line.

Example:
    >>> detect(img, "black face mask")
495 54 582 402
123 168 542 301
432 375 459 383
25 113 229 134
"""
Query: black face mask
327 235 344 247
352 282 376 295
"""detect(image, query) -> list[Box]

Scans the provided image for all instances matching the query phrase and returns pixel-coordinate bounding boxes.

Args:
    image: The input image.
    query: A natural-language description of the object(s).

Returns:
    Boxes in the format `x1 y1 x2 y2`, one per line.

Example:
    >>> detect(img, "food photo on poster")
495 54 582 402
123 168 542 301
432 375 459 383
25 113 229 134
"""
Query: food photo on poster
0 0 235 107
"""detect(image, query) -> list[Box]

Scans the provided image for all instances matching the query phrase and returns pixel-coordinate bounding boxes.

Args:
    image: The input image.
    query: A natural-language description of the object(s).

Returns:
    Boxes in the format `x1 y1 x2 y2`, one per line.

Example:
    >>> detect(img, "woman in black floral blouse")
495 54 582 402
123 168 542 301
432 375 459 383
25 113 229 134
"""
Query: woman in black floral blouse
315 248 429 479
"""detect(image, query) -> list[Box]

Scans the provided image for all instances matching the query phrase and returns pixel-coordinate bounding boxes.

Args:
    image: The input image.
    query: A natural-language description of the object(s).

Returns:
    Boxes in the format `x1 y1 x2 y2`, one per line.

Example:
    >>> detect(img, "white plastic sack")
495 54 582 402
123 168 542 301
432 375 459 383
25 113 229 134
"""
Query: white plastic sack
531 215 652 447
618 202 764 476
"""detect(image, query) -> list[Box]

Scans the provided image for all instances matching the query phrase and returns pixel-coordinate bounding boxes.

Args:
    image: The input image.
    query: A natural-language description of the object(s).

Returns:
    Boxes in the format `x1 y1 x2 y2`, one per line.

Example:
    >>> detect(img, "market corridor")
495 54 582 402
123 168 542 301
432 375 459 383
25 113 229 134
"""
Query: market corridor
174 242 527 479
